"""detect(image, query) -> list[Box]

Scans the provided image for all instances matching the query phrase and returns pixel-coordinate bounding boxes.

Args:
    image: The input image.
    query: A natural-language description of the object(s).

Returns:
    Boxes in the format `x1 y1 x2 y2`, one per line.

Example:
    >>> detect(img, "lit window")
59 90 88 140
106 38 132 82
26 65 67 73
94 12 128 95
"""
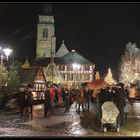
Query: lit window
64 74 67 79
90 66 92 70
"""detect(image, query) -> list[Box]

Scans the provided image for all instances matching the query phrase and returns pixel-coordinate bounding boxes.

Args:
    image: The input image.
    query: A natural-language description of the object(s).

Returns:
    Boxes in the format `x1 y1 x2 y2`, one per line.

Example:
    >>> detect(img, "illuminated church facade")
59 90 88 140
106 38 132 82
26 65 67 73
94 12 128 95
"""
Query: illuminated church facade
34 4 95 88
23 4 95 89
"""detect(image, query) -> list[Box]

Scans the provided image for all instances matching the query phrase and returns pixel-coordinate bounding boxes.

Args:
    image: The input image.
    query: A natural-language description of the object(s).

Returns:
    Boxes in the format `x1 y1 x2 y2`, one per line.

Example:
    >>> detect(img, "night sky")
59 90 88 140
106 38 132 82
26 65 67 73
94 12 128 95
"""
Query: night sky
0 2 140 80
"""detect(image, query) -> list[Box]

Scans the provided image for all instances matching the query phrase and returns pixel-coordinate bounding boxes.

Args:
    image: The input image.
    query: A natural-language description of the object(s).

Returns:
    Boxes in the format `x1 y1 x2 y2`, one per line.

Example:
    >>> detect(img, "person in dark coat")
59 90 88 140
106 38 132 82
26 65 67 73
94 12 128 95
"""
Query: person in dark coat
44 88 53 117
98 88 105 106
117 83 126 126
54 89 59 105
64 88 70 108
17 87 26 116
69 90 73 106
70 88 76 102
84 88 92 111
104 87 113 102
26 85 33 115
61 88 66 102
96 88 106 121
112 86 119 106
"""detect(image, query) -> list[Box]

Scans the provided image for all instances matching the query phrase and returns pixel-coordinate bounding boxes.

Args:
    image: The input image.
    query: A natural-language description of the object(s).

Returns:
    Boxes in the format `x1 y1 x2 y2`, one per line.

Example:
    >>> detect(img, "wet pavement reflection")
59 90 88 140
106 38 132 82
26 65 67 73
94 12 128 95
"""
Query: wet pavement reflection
0 102 140 136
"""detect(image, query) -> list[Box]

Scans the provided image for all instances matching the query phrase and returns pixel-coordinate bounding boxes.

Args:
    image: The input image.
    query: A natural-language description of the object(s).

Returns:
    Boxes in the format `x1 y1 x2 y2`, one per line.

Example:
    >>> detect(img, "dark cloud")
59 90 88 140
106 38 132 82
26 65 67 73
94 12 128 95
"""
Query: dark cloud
20 32 33 41
11 28 24 36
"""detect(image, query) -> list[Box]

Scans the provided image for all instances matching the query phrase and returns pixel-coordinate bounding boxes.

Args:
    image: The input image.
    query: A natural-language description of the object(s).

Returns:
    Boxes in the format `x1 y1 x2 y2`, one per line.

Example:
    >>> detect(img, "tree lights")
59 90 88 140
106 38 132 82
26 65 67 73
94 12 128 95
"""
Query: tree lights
104 68 116 85
119 42 140 85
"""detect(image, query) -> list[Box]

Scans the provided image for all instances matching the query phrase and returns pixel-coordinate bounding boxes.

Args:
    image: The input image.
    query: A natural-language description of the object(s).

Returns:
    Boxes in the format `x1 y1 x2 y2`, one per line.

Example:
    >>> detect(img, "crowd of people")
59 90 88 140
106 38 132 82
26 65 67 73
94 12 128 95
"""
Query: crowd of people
43 84 74 117
91 82 139 127
16 82 138 128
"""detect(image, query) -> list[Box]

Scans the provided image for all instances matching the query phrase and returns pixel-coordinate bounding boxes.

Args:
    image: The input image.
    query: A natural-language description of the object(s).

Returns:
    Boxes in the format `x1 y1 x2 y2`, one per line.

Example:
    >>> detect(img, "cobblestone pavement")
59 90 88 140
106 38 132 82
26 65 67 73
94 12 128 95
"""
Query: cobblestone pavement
0 102 140 137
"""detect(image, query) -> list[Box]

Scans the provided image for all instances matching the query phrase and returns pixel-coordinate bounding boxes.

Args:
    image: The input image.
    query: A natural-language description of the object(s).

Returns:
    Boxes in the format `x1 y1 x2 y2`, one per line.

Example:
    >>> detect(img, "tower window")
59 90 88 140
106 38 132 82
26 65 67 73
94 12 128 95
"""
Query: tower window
43 28 48 38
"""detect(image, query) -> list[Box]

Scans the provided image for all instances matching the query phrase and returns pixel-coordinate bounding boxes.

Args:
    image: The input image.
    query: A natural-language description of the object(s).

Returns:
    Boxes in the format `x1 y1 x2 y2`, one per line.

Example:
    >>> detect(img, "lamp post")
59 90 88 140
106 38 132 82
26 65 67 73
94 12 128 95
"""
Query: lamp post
0 47 3 65
72 63 81 89
3 48 13 61
0 55 4 65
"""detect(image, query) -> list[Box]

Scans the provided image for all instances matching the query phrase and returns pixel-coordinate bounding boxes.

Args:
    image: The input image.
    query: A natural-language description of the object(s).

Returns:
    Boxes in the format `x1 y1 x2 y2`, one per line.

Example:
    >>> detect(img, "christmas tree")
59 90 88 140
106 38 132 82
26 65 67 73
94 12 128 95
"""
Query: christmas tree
104 68 116 85
95 71 100 80
119 42 140 85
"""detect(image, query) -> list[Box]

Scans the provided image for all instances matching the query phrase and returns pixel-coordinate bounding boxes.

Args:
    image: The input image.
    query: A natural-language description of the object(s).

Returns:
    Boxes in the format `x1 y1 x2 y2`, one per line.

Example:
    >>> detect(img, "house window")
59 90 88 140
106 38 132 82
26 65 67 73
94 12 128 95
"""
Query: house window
90 74 93 80
90 66 92 71
60 66 65 71
80 74 82 79
63 75 65 79
69 65 73 71
85 74 90 80
64 74 67 80
72 74 76 80
43 28 48 38
68 74 72 80
84 65 90 71
60 66 62 71
67 66 69 71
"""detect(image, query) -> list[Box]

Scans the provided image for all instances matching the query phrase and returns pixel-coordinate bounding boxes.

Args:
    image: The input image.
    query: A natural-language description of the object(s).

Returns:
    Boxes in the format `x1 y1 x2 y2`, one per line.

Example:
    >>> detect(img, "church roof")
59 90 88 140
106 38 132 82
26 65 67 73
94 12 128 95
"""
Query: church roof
55 40 69 57
32 50 94 66
56 50 94 65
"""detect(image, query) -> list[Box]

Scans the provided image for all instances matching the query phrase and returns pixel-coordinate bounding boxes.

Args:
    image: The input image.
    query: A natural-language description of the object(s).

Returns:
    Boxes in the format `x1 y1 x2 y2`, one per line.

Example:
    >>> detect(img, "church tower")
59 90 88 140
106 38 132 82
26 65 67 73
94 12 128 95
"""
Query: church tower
36 4 56 59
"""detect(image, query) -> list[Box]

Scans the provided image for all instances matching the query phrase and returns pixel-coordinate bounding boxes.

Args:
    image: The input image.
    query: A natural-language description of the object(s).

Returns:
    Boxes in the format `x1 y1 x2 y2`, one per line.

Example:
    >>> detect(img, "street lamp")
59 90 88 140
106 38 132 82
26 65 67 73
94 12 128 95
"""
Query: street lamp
0 47 3 65
0 55 4 65
72 63 81 89
3 48 13 61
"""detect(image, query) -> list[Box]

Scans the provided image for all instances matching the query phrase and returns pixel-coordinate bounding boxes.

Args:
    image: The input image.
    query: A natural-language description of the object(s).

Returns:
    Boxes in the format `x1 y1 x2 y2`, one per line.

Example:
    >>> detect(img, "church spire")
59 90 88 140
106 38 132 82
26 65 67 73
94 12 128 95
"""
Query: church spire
43 3 52 15
22 56 30 69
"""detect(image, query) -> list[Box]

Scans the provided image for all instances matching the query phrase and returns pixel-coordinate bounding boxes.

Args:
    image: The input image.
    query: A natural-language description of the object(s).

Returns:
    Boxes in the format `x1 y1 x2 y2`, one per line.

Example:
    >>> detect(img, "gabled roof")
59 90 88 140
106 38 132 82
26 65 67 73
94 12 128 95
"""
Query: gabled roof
45 63 65 84
55 40 69 57
56 50 94 65
19 67 46 84
32 50 94 66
